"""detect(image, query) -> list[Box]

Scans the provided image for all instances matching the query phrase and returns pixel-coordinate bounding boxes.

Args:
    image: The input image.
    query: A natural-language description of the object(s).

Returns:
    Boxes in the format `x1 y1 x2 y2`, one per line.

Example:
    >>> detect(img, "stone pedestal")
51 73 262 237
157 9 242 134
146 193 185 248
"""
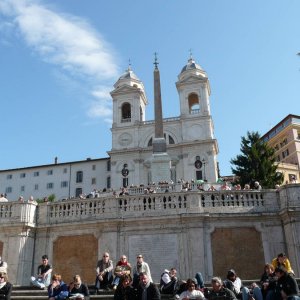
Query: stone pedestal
150 152 171 183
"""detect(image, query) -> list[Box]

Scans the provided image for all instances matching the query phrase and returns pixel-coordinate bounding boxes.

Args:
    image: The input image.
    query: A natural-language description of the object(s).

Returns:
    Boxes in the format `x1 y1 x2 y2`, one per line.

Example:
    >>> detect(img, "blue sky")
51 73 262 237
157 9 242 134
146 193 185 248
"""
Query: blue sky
0 0 299 176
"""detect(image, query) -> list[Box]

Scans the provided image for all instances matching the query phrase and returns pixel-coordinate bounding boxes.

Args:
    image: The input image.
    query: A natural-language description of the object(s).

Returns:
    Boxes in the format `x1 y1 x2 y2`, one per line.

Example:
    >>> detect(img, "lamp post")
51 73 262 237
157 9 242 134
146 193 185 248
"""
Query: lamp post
202 158 206 181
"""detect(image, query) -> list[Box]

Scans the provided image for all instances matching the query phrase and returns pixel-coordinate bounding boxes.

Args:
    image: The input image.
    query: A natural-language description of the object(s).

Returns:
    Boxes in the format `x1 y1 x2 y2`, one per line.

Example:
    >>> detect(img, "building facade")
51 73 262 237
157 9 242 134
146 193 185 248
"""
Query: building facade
0 57 219 200
262 114 300 184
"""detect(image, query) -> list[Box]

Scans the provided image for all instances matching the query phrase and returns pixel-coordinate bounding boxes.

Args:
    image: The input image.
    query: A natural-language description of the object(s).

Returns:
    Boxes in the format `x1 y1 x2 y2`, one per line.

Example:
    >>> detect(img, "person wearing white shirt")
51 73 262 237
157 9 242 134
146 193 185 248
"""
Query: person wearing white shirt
179 279 205 300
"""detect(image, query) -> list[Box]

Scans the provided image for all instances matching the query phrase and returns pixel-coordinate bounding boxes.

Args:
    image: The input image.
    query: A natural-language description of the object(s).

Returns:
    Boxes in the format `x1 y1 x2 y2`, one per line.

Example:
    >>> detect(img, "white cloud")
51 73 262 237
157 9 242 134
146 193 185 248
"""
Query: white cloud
0 0 120 119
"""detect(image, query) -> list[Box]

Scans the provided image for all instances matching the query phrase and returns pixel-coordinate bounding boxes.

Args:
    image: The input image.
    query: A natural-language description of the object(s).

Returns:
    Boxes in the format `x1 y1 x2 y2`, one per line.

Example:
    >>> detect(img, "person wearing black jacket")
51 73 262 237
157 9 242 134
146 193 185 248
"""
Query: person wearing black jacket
114 274 136 300
68 275 90 300
275 266 299 300
0 272 12 300
260 263 277 300
137 272 160 300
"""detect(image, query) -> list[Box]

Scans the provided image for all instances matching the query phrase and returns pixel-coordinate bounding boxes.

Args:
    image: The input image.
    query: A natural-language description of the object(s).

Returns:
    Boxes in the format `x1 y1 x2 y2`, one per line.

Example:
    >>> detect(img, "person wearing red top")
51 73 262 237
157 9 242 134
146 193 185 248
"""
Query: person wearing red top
112 255 131 290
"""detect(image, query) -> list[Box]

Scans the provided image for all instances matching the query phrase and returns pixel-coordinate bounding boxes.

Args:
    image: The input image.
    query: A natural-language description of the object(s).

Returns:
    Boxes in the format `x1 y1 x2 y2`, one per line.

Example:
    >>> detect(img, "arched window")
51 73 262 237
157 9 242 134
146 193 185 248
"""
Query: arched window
169 135 175 144
188 93 200 114
148 138 153 147
121 102 131 122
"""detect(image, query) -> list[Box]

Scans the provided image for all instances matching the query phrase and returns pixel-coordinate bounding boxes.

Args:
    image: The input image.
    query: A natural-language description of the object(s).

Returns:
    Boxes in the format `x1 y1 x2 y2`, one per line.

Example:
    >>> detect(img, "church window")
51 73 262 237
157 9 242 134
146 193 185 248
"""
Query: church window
148 138 153 147
196 170 203 180
121 102 131 122
188 93 200 114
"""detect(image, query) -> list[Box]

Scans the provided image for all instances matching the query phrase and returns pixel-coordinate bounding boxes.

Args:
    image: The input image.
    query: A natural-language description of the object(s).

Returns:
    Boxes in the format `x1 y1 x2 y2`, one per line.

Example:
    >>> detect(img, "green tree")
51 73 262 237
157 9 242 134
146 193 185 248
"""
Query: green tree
230 131 283 188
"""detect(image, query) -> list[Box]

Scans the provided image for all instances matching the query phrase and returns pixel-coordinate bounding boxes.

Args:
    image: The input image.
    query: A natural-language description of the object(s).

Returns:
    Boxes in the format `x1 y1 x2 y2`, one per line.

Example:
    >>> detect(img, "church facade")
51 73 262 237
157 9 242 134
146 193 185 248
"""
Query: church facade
0 57 219 200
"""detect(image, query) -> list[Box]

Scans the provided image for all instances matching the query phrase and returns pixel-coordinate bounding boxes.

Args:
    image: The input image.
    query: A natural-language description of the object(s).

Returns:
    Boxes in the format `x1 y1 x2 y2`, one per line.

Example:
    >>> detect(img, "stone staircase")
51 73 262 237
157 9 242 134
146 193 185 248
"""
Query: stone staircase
11 280 300 299
11 285 174 300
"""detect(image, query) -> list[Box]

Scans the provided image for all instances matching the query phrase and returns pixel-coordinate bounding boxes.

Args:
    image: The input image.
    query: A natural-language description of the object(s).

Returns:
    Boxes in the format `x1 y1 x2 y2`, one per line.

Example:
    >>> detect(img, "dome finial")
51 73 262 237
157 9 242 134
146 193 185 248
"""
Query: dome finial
188 48 195 63
127 58 132 71
189 48 193 60
154 52 159 69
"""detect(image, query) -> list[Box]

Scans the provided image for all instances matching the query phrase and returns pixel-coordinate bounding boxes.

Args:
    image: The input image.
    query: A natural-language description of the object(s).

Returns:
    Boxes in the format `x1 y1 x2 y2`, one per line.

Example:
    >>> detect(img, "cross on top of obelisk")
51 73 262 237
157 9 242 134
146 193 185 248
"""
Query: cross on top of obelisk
154 52 159 69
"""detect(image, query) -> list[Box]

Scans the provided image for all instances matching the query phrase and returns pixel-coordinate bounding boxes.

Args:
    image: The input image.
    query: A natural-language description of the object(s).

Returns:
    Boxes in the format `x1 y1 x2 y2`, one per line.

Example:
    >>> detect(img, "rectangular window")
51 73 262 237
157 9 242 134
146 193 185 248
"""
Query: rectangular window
75 187 82 197
34 171 39 177
21 186 25 192
47 183 54 189
282 149 289 158
76 171 83 183
91 178 96 185
196 170 203 180
107 160 111 172
5 187 12 193
92 164 96 170
7 174 12 180
61 181 68 188
47 170 53 175
63 168 68 174
20 173 26 178
107 176 111 189
34 184 39 190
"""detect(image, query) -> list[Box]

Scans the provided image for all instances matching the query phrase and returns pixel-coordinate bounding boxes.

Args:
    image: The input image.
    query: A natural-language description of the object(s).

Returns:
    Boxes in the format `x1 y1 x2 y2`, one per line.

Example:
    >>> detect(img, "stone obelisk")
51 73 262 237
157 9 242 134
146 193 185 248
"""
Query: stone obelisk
151 53 171 183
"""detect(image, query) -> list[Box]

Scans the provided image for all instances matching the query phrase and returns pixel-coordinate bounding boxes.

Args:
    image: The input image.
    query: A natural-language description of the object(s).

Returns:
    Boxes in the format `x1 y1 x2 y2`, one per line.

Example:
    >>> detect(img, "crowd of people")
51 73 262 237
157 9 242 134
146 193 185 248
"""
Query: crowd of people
0 251 284 300
2 175 299 203
0 252 299 299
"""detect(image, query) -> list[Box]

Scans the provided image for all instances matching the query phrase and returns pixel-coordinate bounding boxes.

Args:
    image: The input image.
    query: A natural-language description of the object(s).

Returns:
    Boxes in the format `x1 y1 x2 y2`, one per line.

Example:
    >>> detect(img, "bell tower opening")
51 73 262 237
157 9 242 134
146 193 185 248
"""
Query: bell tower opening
121 102 131 122
188 93 200 114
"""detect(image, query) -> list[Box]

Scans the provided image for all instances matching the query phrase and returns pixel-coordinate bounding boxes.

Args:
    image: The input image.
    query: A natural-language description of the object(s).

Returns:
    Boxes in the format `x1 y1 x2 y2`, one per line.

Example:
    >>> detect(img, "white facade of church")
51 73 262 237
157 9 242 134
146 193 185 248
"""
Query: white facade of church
0 57 219 200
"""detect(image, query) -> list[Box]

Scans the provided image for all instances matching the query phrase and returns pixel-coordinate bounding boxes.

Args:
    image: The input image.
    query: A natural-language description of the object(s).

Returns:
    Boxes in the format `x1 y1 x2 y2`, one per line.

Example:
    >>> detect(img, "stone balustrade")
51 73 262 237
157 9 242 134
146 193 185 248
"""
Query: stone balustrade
0 202 36 226
1 185 299 227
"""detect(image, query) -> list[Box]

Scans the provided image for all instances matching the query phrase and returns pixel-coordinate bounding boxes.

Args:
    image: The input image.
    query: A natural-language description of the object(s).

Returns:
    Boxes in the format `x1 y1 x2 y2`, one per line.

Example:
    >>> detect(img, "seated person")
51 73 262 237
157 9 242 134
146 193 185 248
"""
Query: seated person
68 275 90 300
47 274 68 300
205 277 237 300
274 266 299 300
114 274 136 300
31 255 52 288
271 253 294 275
260 263 276 300
223 269 242 299
179 278 205 300
136 272 160 300
112 255 131 290
95 252 113 292
160 268 178 294
0 272 13 300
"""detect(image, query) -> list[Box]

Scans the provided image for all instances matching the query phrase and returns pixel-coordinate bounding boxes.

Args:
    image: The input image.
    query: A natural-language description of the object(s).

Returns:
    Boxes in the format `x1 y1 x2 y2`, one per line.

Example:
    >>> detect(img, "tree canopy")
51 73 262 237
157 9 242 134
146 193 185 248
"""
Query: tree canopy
230 131 283 188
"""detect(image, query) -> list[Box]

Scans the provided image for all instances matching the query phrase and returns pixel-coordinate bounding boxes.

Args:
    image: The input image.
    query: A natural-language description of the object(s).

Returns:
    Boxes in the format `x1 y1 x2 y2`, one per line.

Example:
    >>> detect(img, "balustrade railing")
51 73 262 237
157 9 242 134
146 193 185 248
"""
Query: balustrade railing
1 185 299 226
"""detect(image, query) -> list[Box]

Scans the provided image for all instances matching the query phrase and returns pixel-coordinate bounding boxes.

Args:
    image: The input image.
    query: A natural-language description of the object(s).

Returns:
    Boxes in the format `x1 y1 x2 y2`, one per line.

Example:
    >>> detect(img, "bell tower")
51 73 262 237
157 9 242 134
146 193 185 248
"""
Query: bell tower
110 65 148 150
